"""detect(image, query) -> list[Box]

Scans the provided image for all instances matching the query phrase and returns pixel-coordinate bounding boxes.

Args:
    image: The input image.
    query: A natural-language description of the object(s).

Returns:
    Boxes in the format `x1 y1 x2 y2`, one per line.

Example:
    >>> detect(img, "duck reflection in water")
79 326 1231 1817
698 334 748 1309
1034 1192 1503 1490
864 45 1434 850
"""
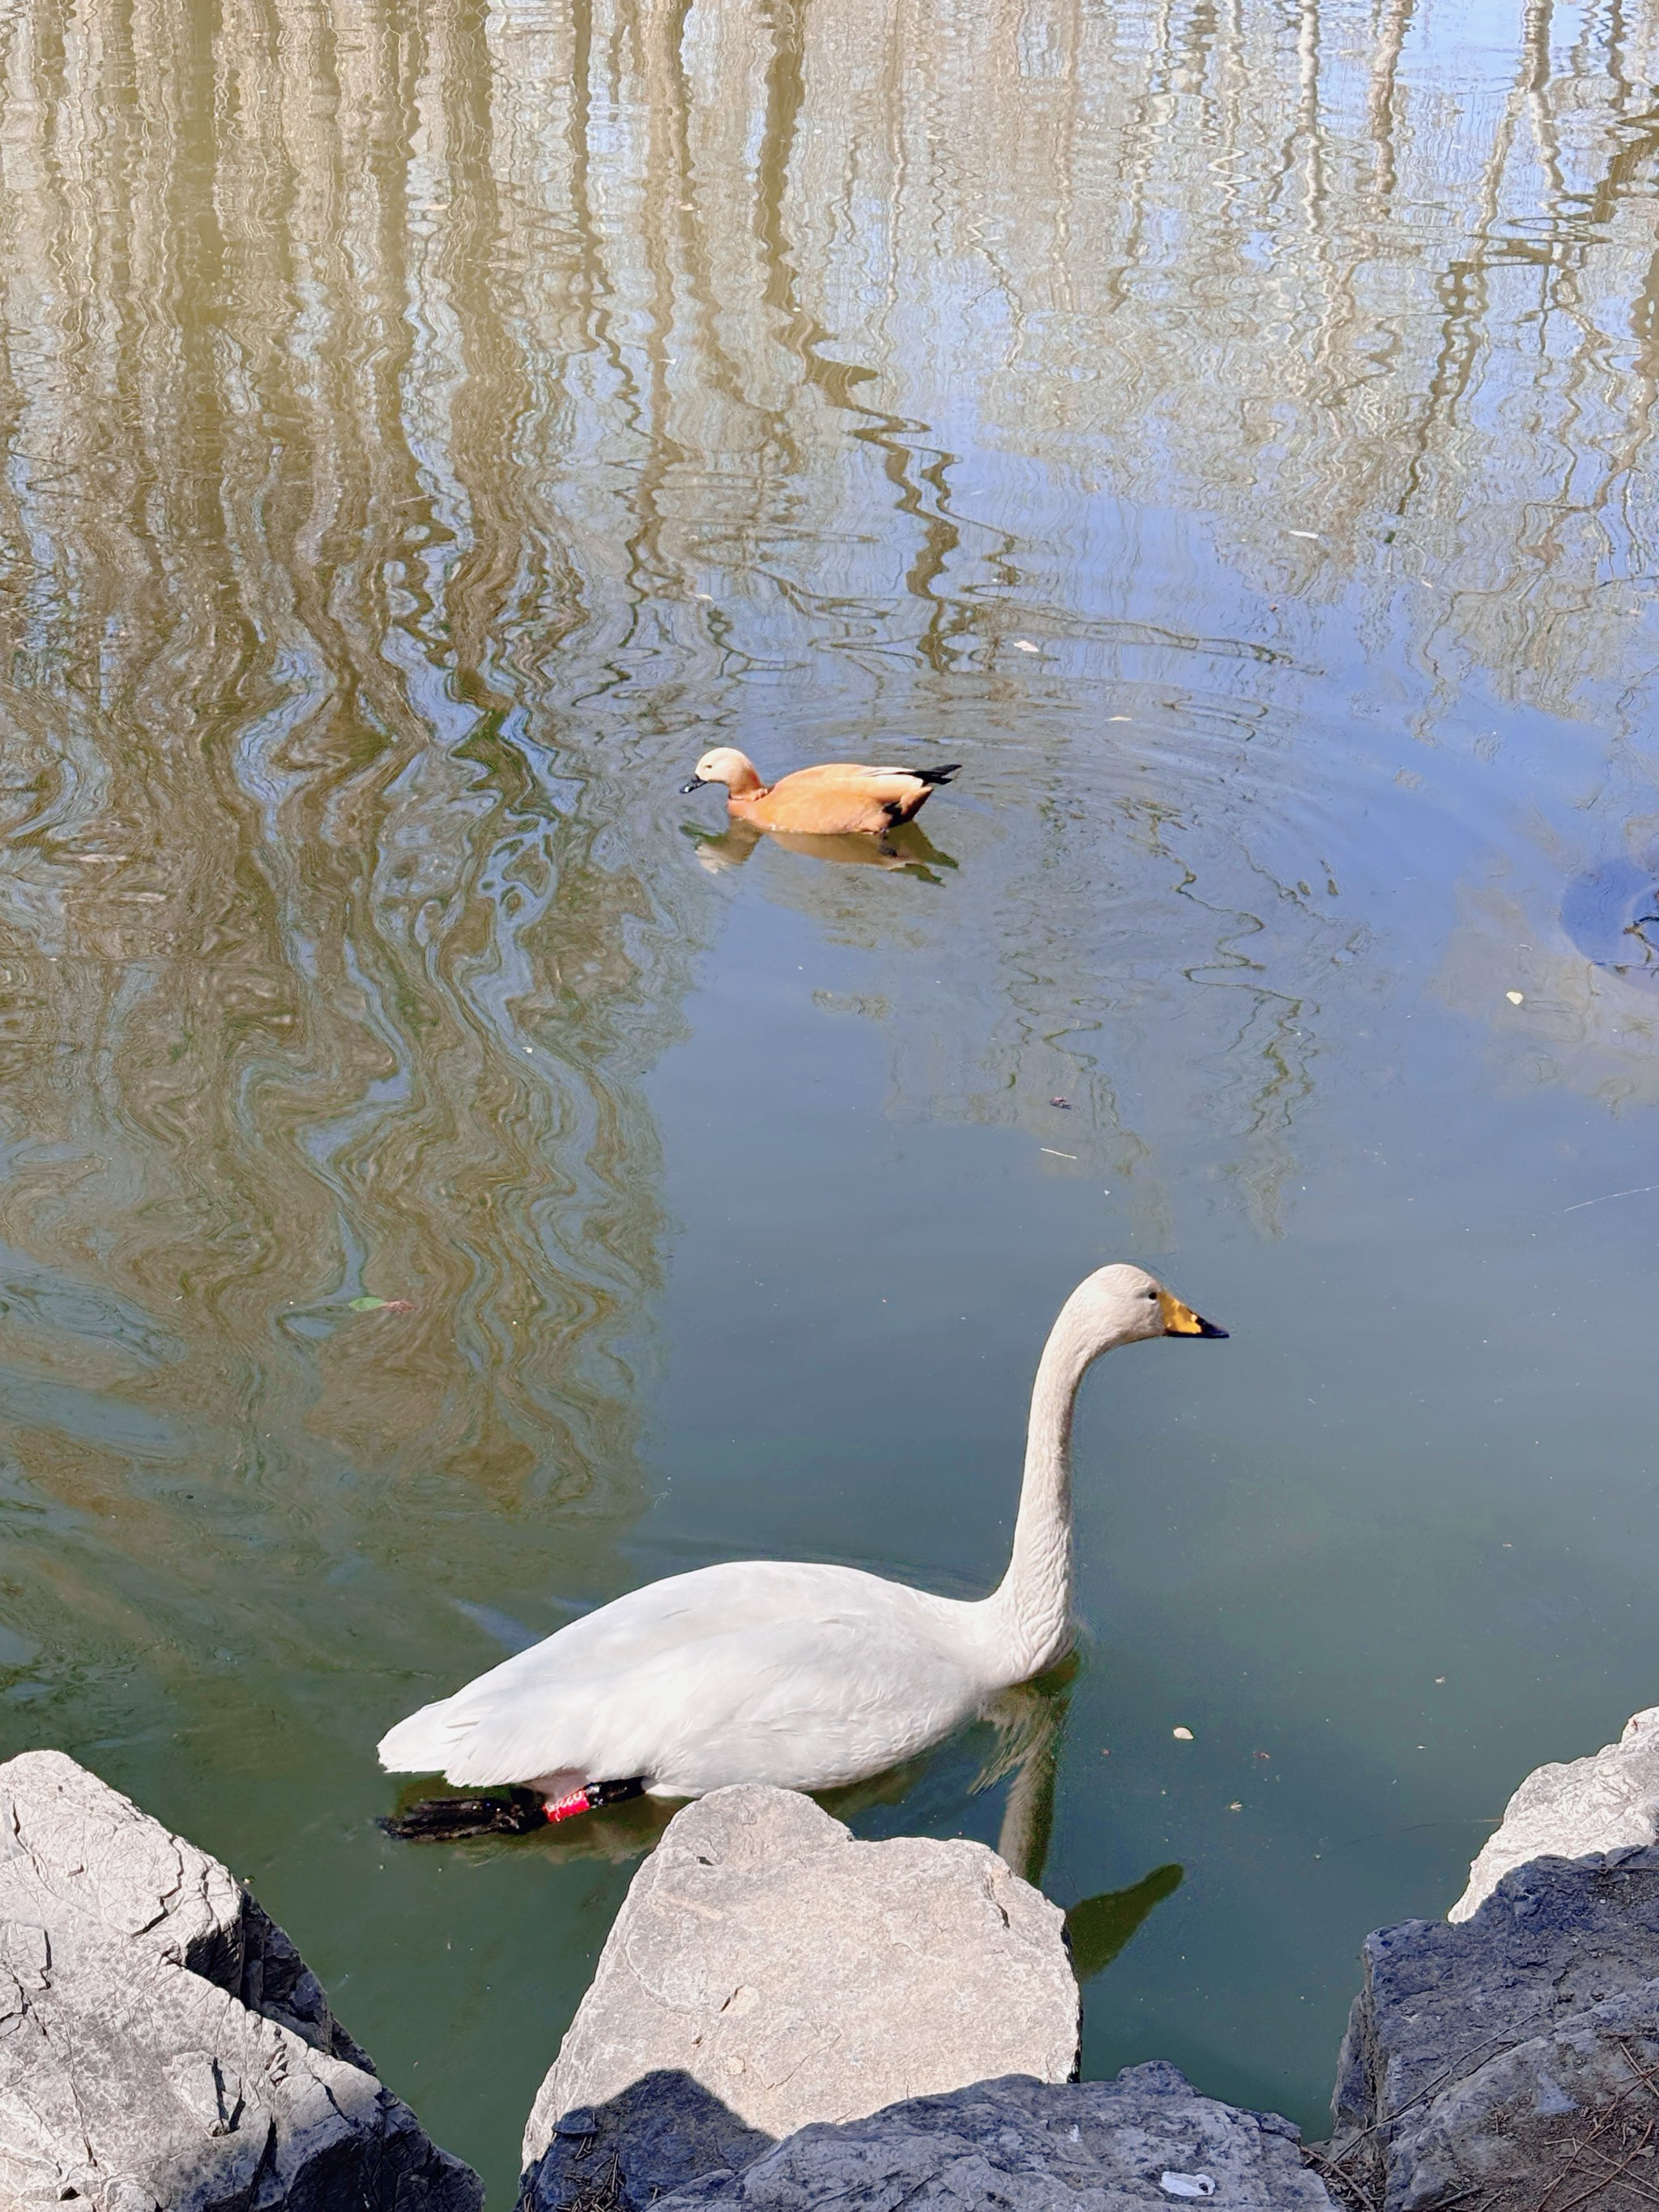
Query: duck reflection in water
686 815 957 880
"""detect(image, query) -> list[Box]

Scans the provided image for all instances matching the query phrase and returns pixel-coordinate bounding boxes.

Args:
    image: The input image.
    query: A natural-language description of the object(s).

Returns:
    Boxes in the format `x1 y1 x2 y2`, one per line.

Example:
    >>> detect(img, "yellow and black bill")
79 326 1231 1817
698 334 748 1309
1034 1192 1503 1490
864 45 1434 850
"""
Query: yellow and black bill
1159 1292 1229 1339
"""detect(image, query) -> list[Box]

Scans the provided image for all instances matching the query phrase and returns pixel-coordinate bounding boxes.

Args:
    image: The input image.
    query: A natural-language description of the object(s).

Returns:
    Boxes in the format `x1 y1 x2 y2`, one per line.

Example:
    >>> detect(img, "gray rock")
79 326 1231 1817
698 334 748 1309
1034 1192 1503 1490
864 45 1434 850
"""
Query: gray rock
521 2073 773 2210
519 1786 1077 2210
0 1749 481 2212
1325 1842 1659 2210
1451 1705 1659 1920
655 2065 1336 2210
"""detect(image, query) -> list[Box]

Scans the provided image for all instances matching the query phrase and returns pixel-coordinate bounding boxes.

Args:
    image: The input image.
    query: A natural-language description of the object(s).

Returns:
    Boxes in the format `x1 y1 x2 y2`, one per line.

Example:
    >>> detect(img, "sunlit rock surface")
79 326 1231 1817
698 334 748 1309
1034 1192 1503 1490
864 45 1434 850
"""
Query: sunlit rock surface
518 1785 1077 2211
1452 1706 1659 1921
1326 1845 1659 2211
0 1750 480 2212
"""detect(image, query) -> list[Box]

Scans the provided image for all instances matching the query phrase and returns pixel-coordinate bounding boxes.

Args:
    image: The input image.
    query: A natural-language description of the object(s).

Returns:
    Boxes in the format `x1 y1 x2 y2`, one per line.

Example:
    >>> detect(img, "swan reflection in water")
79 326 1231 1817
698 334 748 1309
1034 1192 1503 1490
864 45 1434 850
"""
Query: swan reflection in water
685 817 957 882
985 1672 1184 1982
386 1672 1181 1983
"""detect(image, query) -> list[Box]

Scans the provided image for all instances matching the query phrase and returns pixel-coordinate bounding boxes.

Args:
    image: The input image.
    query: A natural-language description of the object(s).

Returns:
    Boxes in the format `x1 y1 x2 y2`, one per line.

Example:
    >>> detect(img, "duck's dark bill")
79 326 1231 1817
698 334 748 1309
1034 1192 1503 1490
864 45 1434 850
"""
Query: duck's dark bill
680 776 706 793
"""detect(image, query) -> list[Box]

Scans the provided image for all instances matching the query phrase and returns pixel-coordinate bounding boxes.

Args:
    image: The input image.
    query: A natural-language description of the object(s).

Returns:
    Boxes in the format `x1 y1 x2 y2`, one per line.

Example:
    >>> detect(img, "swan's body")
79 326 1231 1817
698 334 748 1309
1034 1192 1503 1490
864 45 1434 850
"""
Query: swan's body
381 1561 998 1796
680 745 959 837
378 1265 1225 1813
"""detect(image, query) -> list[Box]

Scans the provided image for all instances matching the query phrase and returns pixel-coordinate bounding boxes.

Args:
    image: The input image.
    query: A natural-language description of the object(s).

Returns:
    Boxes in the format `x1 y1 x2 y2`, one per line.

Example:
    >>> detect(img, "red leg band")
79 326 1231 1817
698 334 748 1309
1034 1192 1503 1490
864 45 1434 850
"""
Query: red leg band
544 1786 595 1824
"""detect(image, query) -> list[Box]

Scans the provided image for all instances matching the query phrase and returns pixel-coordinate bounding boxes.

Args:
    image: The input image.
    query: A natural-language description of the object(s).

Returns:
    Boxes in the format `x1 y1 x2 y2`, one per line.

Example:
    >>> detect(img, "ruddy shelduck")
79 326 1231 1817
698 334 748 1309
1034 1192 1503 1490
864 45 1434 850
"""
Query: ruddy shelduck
377 1263 1226 1838
680 745 960 836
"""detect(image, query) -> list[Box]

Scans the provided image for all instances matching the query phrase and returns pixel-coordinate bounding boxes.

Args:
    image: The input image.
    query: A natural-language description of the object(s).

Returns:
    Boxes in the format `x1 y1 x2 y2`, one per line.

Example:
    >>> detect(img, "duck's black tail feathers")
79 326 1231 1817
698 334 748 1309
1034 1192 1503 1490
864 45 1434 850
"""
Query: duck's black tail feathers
908 762 961 787
380 1787 545 1842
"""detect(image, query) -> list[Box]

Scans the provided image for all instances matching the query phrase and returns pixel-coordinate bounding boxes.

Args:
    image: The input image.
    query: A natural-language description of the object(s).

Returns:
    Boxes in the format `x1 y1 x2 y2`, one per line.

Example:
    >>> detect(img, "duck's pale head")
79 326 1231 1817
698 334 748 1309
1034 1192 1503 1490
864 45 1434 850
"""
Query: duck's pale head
1062 1261 1228 1357
681 746 762 796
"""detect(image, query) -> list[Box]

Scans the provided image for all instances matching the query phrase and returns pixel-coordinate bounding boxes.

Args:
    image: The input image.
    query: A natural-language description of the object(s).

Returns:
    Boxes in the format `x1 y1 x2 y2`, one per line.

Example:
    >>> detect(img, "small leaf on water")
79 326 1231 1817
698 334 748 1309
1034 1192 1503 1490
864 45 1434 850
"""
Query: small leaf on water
1506 990 1525 1005
348 1296 386 1310
1172 1726 1195 1741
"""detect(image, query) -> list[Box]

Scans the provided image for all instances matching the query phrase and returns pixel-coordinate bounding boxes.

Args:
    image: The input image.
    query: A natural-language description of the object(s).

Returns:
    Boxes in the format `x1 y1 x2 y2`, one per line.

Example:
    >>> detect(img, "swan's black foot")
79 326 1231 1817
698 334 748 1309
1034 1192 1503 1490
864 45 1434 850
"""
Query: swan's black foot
380 1787 545 1841
381 1777 650 1840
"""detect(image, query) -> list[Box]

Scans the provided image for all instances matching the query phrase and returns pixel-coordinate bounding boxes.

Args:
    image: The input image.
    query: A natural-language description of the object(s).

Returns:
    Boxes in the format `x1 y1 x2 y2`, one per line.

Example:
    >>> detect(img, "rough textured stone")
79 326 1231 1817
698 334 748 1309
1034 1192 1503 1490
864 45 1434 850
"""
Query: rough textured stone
519 1785 1077 2209
653 2065 1336 2210
0 1749 481 2212
1451 1704 1659 1921
521 2073 773 2211
1324 1843 1659 2210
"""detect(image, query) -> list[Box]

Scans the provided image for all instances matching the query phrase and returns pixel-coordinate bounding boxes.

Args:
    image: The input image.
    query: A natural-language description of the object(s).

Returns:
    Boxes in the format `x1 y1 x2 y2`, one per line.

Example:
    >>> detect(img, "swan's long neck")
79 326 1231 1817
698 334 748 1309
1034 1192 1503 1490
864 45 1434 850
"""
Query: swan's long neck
989 1305 1100 1680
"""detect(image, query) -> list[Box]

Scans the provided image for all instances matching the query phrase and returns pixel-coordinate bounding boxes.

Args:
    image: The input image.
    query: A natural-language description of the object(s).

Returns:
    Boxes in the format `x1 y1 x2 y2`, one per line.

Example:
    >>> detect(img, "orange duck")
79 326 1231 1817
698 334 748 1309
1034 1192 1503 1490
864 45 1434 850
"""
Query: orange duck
680 746 960 836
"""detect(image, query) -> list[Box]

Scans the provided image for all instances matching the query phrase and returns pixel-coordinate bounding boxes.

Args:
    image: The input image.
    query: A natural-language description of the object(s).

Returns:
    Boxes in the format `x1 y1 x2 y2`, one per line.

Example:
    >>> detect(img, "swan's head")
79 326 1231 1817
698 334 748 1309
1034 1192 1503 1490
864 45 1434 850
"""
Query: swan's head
1060 1262 1228 1357
681 746 762 796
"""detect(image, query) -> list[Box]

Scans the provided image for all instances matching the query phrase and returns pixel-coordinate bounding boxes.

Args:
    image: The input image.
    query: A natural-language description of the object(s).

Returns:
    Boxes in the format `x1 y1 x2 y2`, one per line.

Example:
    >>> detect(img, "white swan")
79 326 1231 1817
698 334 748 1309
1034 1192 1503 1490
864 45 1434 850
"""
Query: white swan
377 1263 1226 1832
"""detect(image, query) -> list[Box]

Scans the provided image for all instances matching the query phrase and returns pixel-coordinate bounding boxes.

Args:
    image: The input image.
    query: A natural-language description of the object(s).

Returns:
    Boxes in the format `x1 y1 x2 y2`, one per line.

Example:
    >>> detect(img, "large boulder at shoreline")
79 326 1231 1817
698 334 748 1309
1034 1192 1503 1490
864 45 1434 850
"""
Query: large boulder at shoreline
0 1749 480 2212
1452 1705 1659 1920
519 1785 1078 2212
1325 1843 1659 2210
652 2065 1337 2210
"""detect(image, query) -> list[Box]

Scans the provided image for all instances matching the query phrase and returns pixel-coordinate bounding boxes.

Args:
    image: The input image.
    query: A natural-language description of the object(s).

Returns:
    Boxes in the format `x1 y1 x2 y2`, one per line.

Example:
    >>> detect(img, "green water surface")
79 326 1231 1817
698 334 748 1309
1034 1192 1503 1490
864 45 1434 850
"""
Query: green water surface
2 0 1659 2194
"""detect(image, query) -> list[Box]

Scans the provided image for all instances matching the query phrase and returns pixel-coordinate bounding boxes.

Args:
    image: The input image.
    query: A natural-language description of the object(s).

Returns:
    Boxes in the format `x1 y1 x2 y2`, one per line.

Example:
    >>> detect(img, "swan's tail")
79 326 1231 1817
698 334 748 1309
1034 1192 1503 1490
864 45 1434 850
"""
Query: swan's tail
377 1698 459 1774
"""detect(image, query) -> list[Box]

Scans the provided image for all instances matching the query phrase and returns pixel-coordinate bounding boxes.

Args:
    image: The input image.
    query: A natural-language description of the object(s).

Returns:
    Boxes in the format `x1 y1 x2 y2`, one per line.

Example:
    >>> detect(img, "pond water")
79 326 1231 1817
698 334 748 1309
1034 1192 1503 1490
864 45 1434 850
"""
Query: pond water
3 0 1659 2190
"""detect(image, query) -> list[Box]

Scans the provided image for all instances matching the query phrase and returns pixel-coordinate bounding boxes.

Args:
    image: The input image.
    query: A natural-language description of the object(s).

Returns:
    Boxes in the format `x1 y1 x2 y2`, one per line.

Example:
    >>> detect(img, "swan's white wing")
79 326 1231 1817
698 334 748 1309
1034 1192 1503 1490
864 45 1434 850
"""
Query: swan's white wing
643 1615 985 1793
379 1560 985 1792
